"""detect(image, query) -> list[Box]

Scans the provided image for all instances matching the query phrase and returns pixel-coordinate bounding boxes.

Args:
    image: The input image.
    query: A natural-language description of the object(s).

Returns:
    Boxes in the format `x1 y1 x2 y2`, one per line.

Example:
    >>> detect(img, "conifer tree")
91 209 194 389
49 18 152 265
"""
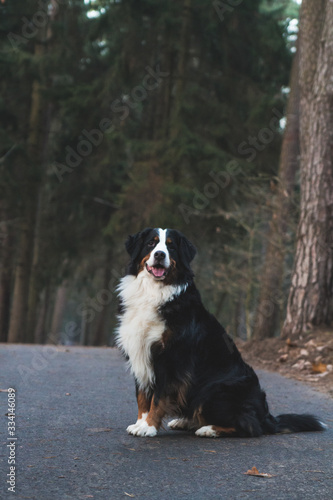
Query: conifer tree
282 0 333 339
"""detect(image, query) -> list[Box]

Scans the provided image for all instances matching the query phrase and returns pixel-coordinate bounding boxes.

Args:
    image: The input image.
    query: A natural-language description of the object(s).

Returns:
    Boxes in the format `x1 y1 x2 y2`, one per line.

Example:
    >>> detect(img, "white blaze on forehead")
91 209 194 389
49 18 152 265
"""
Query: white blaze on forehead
146 228 170 267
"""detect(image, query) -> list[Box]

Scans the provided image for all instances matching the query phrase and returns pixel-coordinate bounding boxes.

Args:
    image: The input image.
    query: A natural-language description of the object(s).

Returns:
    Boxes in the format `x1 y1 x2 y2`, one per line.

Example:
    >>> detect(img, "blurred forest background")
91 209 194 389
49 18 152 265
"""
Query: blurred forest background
0 0 332 347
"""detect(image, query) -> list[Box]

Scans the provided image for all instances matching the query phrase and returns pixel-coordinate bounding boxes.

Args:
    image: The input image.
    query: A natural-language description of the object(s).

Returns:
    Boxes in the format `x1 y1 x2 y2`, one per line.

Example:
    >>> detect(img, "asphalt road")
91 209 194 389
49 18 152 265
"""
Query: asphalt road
1 344 332 500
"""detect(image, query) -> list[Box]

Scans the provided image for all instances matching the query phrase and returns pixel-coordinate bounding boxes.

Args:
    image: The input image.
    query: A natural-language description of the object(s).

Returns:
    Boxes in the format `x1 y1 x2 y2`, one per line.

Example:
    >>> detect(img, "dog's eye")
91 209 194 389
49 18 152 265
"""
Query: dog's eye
148 240 156 248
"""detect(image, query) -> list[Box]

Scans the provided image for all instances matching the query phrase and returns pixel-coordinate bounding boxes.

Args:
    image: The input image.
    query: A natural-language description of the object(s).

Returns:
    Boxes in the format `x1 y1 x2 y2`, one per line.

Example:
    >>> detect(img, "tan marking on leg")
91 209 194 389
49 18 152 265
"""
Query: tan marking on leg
212 425 236 436
137 391 151 420
146 395 169 430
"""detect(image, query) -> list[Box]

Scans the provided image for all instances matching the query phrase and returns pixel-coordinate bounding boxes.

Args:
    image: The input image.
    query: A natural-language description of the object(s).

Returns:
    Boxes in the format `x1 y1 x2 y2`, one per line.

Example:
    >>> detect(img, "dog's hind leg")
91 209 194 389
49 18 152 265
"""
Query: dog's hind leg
168 418 198 431
195 425 236 438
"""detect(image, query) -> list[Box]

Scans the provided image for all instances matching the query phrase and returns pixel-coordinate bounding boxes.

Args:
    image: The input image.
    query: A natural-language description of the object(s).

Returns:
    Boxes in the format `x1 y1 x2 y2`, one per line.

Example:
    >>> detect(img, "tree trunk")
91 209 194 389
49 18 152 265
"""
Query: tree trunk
253 47 300 339
47 281 69 344
34 285 51 344
79 303 89 346
26 187 43 343
282 0 333 339
26 103 54 342
7 215 34 343
0 213 13 342
92 250 112 346
7 40 45 343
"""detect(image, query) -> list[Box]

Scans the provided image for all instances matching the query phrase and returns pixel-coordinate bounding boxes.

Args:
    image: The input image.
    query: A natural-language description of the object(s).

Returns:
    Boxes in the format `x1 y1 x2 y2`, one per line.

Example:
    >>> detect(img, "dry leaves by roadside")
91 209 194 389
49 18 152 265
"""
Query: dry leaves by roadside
311 362 328 374
238 328 333 396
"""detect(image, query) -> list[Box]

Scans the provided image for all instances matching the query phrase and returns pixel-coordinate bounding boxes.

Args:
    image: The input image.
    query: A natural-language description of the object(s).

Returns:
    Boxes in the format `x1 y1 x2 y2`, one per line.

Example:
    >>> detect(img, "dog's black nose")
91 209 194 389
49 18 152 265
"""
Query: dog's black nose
154 251 166 261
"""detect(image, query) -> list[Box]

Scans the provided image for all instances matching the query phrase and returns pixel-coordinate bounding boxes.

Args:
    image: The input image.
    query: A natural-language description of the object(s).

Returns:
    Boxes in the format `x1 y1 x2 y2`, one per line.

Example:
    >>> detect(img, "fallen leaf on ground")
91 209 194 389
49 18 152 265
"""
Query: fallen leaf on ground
124 493 135 498
86 428 113 433
244 466 275 478
292 360 306 370
305 339 317 348
312 362 327 374
286 338 298 348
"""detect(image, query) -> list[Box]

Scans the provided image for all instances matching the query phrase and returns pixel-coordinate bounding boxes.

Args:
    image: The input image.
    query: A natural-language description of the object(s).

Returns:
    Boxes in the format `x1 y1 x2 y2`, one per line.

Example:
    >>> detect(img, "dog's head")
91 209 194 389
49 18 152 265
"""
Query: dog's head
125 227 196 284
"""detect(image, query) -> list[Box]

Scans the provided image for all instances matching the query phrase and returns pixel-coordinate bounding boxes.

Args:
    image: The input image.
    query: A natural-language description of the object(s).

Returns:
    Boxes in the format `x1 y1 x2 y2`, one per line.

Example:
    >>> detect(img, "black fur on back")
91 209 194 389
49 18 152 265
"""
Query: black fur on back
153 282 325 436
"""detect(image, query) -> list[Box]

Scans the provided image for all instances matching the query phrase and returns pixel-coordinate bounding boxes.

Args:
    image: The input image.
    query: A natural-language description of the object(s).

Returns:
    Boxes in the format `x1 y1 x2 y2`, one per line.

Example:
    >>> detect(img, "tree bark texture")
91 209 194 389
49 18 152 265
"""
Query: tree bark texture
34 286 51 344
92 251 112 346
7 39 45 342
282 0 333 338
0 213 13 342
253 47 300 339
47 281 69 344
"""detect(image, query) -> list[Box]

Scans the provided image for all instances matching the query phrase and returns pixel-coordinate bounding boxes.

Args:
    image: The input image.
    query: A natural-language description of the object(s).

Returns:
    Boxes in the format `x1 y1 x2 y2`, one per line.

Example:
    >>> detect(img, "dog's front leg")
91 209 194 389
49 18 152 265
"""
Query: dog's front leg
127 389 152 435
128 394 166 437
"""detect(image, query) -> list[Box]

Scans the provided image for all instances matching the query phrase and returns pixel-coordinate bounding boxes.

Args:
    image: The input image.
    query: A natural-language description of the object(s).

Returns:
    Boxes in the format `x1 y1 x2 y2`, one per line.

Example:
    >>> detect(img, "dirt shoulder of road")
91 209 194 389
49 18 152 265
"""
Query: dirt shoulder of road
237 328 333 398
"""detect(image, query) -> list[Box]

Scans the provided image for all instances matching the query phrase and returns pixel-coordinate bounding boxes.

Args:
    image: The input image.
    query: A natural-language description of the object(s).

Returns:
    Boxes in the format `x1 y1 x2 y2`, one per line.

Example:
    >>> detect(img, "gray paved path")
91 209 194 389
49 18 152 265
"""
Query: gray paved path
1 344 332 500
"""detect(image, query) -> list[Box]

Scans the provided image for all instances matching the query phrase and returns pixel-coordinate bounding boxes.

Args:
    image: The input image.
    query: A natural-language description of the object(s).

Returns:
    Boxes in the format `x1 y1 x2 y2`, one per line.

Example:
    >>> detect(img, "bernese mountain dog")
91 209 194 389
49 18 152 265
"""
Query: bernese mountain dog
116 227 326 438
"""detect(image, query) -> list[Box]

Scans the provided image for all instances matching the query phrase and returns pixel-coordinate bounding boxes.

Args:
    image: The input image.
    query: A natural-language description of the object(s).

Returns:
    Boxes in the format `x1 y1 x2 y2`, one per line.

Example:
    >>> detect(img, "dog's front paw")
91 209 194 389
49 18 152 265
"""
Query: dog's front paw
195 425 218 438
126 422 142 434
127 420 157 437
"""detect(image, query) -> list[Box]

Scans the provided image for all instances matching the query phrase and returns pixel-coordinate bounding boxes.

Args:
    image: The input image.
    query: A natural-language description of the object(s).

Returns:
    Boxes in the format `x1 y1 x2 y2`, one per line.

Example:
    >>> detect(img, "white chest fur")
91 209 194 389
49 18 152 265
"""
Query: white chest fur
115 271 186 391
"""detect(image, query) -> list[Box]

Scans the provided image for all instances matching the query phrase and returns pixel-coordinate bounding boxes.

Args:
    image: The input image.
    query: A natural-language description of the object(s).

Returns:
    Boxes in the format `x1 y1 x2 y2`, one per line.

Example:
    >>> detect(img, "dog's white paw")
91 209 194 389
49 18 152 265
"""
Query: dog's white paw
127 420 157 437
126 422 142 434
195 425 218 438
168 418 189 430
126 414 148 435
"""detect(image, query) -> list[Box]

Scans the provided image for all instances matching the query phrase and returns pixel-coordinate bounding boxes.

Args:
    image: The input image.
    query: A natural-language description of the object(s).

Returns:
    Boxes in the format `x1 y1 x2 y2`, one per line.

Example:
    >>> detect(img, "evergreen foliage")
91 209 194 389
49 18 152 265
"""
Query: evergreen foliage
0 0 298 344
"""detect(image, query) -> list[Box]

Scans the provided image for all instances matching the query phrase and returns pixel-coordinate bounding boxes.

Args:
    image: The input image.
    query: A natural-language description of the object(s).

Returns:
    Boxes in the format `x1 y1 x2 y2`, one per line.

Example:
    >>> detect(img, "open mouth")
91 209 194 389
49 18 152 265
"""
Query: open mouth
146 264 168 279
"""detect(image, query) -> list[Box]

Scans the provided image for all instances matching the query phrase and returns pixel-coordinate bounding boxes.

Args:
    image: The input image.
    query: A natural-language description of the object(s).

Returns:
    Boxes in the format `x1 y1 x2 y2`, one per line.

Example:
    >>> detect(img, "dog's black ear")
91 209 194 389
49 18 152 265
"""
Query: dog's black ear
125 227 153 259
180 235 197 263
178 232 197 273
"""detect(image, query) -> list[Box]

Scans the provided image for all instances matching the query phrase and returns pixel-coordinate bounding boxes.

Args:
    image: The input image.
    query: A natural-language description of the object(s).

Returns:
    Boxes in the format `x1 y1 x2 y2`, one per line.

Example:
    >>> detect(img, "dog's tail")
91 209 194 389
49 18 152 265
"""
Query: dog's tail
274 413 327 433
261 413 327 435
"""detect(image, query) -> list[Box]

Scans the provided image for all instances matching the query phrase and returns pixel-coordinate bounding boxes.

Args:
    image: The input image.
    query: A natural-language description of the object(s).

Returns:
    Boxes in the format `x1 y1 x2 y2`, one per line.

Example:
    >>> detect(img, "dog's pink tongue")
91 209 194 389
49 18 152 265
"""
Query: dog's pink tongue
153 267 164 277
